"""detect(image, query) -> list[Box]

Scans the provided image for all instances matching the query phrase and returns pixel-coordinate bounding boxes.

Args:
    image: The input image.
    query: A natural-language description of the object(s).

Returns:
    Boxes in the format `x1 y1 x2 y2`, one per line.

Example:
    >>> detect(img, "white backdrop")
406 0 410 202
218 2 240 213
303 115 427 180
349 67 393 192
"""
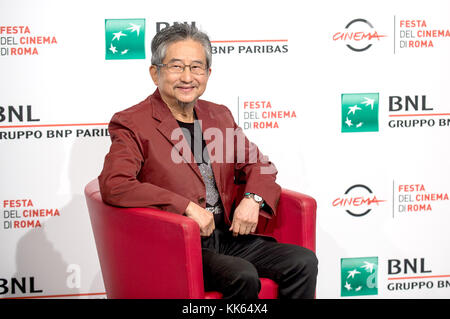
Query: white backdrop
1 0 449 298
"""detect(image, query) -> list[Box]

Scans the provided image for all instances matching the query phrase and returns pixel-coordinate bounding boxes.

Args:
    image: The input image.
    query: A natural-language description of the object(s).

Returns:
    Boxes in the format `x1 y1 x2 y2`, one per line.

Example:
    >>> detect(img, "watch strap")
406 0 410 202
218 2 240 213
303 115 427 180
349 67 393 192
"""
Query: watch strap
244 192 265 208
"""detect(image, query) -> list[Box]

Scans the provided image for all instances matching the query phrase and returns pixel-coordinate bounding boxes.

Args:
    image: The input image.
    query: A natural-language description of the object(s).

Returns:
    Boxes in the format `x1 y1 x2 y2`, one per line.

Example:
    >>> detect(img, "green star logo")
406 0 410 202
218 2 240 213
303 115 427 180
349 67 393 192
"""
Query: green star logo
341 93 379 133
105 19 145 60
341 257 378 297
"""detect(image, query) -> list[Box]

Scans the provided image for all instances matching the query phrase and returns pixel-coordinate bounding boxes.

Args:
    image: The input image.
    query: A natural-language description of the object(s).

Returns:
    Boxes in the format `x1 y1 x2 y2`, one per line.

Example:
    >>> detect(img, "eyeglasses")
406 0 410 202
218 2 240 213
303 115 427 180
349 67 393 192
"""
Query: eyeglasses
156 62 208 75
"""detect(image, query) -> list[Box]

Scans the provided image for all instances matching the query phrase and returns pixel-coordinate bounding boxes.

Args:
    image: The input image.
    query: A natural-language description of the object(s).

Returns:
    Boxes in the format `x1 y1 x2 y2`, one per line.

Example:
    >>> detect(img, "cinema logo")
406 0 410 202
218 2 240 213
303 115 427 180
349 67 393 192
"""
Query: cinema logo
333 19 387 52
333 184 386 217
0 25 58 56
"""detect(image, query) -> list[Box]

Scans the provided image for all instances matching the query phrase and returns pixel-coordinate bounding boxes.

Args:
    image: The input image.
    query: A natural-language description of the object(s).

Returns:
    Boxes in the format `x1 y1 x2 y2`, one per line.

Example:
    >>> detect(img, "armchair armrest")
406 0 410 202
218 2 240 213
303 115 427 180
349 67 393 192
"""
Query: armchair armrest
259 189 316 252
85 179 205 299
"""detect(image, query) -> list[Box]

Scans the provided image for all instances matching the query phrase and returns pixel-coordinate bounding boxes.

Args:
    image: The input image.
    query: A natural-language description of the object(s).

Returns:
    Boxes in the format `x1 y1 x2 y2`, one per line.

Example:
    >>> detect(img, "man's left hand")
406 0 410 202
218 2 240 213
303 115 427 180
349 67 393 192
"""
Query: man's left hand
229 197 260 236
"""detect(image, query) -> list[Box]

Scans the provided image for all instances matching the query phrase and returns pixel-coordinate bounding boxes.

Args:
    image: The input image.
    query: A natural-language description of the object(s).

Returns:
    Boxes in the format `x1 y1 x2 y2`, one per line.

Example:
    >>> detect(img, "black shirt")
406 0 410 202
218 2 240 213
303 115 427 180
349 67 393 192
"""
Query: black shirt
176 117 225 230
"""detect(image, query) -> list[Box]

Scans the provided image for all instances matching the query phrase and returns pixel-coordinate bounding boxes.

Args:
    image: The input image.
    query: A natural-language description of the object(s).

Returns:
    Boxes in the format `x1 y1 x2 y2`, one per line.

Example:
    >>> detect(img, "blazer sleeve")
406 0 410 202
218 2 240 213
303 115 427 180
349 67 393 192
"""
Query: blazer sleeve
98 113 191 214
224 107 281 216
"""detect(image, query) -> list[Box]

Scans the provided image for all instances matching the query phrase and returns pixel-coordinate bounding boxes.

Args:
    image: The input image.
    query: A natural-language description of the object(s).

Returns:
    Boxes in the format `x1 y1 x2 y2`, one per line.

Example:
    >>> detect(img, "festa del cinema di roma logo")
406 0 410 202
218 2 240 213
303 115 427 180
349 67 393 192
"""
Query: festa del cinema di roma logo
333 18 387 52
333 184 386 217
341 257 378 297
341 93 379 133
105 19 145 60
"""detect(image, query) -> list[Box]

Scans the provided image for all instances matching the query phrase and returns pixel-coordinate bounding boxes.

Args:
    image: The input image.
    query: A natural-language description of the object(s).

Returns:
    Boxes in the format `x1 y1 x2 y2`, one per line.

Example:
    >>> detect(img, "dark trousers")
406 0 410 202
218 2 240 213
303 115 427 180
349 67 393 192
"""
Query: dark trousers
201 229 318 299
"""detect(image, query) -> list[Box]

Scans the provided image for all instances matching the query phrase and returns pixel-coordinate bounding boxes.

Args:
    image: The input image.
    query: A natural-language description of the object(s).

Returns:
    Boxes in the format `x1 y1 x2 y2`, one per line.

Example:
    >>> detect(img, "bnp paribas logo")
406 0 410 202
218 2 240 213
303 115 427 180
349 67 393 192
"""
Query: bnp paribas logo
105 19 145 60
341 93 379 133
341 257 378 297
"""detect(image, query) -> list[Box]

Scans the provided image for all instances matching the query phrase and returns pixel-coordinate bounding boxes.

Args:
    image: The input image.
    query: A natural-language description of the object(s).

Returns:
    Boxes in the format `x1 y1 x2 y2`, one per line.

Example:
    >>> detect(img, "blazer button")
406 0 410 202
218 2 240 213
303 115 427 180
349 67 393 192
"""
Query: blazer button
198 197 205 205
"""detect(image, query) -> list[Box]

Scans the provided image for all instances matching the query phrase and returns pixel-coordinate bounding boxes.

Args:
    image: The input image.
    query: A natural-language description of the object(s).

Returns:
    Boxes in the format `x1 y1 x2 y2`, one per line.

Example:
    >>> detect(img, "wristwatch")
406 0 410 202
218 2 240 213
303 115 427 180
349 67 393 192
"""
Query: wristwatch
244 192 265 208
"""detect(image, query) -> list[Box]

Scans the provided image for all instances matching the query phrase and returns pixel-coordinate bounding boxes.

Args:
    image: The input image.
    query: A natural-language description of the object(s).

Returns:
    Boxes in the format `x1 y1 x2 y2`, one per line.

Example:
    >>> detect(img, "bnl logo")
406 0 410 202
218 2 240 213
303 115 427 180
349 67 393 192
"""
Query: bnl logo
105 19 146 60
105 20 196 60
341 93 379 133
341 257 378 297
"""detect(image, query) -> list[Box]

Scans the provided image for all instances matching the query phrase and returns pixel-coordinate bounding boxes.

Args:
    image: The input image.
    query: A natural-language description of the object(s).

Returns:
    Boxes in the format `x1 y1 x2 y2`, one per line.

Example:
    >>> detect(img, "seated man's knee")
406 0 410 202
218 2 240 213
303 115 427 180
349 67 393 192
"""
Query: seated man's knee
291 246 318 276
227 265 260 299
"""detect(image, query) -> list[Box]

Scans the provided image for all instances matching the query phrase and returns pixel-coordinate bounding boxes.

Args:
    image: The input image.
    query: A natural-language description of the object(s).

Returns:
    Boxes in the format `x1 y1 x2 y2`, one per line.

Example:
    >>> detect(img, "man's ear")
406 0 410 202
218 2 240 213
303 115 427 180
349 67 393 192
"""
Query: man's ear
149 65 159 85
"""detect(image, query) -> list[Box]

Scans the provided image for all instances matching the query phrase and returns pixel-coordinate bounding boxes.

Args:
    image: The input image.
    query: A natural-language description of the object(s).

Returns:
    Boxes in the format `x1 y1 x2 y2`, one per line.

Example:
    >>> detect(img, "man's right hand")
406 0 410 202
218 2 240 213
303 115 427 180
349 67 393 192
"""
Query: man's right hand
185 201 215 237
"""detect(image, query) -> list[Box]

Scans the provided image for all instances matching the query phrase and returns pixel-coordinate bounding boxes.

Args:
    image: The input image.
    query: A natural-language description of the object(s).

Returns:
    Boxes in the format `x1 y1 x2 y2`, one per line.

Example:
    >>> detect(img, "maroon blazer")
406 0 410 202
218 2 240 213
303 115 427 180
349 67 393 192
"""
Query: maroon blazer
99 89 281 226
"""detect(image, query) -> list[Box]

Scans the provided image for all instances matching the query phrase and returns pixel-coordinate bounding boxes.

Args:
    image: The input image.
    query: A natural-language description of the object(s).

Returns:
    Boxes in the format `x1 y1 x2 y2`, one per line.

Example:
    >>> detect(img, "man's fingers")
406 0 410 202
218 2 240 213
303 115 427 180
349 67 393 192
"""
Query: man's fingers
239 224 248 235
229 220 235 232
206 226 213 237
230 213 258 236
201 226 214 237
234 221 256 236
200 217 215 237
232 222 240 237
244 224 255 235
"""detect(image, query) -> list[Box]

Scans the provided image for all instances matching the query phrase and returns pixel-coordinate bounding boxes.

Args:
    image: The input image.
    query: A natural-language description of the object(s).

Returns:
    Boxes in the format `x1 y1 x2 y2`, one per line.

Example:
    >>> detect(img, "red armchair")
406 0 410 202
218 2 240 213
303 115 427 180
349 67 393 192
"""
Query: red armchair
84 179 316 299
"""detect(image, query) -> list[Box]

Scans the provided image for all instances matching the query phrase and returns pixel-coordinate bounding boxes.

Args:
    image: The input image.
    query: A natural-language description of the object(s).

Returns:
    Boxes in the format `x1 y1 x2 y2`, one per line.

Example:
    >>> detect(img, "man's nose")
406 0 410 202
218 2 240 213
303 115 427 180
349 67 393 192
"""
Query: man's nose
179 66 194 81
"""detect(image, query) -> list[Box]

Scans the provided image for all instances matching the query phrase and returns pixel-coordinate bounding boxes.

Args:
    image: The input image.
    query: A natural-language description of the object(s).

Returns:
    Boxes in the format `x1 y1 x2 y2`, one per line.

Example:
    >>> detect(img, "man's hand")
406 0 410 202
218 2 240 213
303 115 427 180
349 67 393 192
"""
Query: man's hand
229 197 260 237
185 201 215 237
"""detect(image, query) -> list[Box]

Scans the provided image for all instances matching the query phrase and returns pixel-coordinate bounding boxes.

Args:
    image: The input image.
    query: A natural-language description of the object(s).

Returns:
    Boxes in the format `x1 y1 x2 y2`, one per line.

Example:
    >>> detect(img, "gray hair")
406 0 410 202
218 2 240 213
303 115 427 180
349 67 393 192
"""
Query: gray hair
151 23 212 69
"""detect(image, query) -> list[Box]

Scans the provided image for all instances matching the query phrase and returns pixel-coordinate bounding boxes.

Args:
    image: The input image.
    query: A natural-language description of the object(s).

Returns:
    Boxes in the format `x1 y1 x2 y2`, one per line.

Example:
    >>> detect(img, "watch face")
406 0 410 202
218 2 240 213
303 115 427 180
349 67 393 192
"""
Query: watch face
253 194 263 202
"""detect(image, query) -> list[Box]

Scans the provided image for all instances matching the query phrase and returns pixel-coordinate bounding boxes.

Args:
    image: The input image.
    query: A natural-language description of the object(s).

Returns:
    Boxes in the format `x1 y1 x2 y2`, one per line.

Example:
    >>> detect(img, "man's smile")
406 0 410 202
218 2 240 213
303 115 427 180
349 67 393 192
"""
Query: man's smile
176 85 197 93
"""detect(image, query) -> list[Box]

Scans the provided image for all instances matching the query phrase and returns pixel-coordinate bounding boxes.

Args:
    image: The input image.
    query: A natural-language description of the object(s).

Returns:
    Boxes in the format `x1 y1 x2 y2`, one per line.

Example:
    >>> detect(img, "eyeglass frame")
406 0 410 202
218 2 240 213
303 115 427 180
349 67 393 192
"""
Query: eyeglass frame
154 61 209 75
